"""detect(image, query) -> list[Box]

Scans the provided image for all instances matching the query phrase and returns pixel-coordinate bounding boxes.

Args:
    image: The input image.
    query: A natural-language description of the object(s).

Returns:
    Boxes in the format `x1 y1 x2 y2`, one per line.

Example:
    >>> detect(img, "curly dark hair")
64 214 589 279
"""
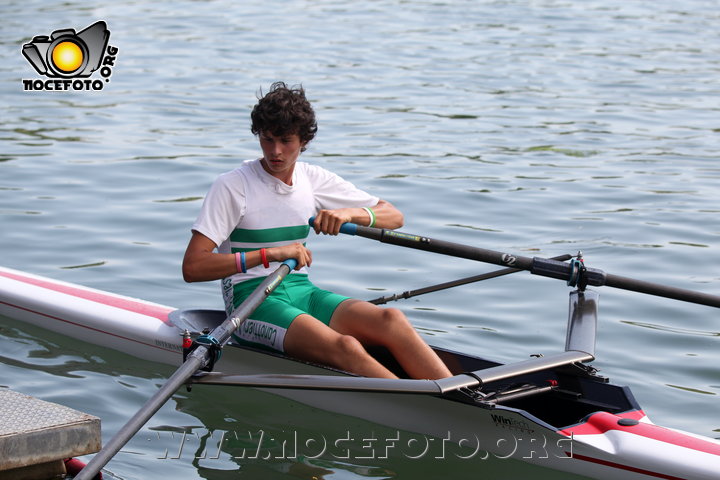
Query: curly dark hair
251 82 318 151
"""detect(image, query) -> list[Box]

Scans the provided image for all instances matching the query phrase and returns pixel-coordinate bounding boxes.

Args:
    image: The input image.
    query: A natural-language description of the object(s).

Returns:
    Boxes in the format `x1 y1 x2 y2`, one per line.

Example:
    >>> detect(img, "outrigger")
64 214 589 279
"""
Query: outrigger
0 220 718 479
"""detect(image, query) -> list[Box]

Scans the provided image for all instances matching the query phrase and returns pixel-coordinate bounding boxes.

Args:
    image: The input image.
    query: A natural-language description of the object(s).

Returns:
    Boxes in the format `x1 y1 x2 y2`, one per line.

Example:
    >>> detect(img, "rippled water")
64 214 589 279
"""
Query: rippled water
1 0 719 479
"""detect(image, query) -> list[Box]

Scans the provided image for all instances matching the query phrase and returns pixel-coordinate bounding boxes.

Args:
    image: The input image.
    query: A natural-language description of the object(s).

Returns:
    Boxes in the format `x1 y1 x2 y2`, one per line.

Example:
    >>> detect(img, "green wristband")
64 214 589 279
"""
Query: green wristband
363 207 376 227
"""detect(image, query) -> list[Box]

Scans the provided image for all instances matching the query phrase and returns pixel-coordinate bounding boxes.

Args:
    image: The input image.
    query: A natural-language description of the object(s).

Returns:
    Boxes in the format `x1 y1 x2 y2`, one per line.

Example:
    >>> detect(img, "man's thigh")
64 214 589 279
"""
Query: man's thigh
329 299 396 345
284 313 346 363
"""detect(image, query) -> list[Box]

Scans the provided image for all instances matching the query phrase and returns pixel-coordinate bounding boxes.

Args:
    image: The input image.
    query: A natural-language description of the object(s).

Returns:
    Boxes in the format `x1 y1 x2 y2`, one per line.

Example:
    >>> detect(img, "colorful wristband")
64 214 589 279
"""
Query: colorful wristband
260 248 269 268
235 252 246 273
363 207 376 227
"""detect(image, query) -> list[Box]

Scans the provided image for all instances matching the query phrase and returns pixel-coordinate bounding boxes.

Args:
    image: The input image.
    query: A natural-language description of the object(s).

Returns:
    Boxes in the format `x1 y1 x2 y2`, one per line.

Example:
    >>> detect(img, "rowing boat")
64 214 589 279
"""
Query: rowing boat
1 225 719 479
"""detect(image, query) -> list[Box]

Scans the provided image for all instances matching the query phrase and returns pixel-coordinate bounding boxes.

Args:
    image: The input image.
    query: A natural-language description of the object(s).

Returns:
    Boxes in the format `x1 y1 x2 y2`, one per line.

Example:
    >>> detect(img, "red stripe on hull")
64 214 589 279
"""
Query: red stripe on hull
0 269 173 324
568 452 687 480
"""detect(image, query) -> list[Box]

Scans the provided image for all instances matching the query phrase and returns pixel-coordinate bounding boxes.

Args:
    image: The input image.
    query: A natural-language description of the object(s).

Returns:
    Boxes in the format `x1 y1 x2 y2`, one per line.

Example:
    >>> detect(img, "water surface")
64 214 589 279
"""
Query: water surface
1 1 718 478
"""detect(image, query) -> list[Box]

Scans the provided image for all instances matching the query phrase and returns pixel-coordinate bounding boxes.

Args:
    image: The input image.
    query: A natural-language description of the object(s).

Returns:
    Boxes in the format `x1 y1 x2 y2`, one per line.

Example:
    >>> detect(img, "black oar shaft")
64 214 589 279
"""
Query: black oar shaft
328 221 720 309
75 260 296 480
351 223 555 276
604 273 720 308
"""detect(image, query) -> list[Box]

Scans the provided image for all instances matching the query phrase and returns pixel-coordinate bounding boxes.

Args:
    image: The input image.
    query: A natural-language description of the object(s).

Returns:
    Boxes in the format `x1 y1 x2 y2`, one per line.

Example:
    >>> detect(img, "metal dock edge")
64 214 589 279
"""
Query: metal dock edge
0 389 101 479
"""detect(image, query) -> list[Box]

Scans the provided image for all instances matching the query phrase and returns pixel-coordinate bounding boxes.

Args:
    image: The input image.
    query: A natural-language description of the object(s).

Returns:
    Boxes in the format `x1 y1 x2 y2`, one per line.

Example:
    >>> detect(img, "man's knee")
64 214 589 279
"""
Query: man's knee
381 308 412 330
329 333 385 366
333 334 366 358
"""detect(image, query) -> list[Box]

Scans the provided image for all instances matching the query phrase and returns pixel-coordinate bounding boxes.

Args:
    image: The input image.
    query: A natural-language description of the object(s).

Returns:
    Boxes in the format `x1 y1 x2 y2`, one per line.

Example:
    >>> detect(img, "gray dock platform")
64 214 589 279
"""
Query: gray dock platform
0 389 100 480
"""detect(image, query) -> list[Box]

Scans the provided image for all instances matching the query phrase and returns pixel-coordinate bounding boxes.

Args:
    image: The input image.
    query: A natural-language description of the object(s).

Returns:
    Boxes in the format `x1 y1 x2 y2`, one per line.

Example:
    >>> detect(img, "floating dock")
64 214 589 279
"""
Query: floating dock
0 389 100 480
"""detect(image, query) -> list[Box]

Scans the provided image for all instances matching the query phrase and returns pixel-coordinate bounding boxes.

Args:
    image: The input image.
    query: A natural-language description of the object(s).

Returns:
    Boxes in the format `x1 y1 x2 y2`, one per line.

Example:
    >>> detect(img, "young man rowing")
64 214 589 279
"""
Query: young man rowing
182 82 451 380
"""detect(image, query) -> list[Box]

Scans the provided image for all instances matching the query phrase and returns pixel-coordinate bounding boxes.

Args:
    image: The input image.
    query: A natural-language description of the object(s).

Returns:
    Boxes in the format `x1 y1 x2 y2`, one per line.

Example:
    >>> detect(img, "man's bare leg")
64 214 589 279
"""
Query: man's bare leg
283 313 398 378
330 300 452 380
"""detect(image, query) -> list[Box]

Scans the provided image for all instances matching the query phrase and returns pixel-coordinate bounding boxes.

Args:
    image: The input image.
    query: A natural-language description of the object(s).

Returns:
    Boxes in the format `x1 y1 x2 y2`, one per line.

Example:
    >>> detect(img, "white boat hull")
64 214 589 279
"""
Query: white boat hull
1 265 719 479
0 266 181 365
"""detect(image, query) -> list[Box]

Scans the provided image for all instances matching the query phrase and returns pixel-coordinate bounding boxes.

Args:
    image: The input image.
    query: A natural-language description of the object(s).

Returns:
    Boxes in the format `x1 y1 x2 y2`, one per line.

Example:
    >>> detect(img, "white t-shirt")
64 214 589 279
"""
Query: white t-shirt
192 158 379 306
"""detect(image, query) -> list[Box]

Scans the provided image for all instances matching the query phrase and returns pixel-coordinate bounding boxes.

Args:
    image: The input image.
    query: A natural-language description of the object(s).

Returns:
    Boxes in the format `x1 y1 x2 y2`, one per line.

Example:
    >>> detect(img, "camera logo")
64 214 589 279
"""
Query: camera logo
22 21 118 91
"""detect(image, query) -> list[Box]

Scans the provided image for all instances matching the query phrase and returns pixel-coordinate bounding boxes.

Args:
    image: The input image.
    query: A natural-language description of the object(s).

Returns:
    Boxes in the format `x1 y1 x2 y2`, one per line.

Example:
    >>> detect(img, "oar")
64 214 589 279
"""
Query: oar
309 218 720 309
368 253 573 304
75 259 297 480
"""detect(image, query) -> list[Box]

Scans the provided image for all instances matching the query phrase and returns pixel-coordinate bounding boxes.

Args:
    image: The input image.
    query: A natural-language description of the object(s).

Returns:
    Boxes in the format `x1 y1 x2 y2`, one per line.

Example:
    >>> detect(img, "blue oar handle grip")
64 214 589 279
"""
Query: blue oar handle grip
308 216 358 235
282 258 298 270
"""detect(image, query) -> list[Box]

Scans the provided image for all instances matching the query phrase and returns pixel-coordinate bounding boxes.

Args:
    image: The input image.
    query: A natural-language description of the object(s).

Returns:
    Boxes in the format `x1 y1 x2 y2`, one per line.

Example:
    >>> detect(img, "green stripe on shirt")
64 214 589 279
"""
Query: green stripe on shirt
230 224 310 244
231 243 306 254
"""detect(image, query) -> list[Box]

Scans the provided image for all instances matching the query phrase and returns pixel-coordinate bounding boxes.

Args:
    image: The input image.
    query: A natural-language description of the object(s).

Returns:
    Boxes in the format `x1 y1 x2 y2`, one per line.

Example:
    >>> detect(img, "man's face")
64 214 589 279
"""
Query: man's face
259 131 306 181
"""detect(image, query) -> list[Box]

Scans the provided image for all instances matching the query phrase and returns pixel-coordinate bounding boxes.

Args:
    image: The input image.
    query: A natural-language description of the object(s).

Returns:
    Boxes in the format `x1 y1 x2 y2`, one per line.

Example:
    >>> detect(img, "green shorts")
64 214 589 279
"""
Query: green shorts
229 274 349 353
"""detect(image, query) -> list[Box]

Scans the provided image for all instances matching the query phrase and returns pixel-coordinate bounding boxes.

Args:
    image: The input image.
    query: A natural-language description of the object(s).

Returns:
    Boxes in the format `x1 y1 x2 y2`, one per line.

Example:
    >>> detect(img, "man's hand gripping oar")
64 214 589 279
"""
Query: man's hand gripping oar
75 259 298 480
